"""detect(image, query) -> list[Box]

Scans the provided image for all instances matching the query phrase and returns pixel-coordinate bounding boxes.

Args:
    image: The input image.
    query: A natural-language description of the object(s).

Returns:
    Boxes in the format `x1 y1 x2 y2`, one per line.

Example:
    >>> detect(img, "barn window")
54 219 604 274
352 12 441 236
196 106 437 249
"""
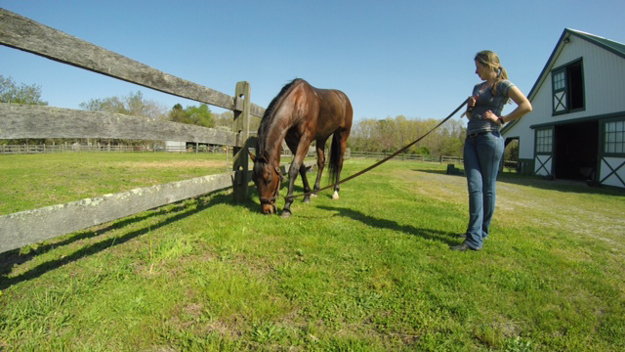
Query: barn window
605 121 625 154
536 128 553 154
552 60 585 115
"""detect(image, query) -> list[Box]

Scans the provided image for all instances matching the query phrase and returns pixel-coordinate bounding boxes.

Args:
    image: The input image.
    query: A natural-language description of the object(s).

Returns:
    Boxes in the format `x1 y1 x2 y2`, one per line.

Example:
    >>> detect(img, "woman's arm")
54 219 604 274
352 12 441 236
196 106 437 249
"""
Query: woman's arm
502 86 532 123
483 86 532 125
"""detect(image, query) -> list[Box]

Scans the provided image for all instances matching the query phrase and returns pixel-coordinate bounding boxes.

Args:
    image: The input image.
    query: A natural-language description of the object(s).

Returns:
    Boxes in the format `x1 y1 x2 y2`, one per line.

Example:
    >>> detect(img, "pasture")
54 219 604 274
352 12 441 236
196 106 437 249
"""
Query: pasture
1 153 624 351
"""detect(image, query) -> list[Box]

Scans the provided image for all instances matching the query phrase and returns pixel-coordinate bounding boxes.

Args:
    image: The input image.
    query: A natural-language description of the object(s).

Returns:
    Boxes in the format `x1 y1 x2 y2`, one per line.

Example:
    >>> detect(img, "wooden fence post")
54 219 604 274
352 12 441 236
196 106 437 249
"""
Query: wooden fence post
232 81 251 202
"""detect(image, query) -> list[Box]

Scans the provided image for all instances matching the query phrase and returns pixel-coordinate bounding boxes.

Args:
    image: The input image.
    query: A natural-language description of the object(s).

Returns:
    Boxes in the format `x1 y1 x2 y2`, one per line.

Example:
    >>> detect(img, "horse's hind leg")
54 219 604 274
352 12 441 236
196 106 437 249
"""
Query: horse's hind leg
332 129 350 200
312 140 327 197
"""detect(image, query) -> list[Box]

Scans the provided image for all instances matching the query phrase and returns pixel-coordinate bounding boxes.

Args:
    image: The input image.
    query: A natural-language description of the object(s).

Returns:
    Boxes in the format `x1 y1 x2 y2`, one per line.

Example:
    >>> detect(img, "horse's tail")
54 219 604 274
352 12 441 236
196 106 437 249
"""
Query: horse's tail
328 132 342 185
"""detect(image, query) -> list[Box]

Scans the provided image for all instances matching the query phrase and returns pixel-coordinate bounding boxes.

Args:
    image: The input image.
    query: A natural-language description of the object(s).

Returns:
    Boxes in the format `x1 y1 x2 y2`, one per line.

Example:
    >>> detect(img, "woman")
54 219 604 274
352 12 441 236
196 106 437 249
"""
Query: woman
451 50 532 251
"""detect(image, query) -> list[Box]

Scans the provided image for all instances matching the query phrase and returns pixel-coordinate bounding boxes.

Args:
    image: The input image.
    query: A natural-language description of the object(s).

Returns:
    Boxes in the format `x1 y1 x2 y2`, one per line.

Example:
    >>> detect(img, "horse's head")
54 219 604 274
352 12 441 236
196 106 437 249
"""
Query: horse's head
249 151 284 215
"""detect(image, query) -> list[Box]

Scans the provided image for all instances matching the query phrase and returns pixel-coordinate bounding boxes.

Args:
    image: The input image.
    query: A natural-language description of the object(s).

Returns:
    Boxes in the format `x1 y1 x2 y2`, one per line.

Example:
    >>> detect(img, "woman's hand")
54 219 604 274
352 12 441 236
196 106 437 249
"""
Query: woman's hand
464 96 476 119
482 110 499 123
467 96 476 108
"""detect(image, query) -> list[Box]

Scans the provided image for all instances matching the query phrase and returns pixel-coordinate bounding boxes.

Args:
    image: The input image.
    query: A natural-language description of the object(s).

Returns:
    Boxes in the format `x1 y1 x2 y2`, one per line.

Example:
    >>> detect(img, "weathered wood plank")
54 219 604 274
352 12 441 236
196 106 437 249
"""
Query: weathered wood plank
0 103 241 146
0 8 265 117
0 172 240 253
232 82 251 202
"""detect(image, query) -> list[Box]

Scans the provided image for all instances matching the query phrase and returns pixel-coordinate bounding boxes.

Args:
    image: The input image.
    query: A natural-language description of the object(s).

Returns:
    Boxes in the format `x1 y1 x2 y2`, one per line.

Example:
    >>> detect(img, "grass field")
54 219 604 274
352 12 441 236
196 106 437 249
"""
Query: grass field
1 153 624 351
0 152 231 215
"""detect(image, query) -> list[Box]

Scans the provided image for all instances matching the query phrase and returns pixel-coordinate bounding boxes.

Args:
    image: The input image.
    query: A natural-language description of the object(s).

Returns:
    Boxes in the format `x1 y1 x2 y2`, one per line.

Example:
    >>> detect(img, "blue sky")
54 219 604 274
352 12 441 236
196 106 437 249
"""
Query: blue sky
2 0 624 123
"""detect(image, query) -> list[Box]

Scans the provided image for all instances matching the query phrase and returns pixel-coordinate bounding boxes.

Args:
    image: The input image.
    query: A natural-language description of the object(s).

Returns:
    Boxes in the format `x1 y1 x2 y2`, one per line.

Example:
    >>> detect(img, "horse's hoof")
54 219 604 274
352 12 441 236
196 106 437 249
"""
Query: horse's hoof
303 197 311 204
310 193 318 198
332 191 339 200
280 211 292 218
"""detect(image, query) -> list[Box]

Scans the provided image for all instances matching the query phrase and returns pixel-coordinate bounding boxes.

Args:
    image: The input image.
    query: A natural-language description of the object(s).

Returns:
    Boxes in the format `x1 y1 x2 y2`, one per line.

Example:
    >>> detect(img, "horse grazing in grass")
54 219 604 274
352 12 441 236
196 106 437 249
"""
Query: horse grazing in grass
249 79 353 217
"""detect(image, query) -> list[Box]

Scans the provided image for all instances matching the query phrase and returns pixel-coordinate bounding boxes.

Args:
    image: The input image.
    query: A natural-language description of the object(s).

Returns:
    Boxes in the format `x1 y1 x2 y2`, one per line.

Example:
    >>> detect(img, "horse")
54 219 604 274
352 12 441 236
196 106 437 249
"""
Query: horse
249 79 353 217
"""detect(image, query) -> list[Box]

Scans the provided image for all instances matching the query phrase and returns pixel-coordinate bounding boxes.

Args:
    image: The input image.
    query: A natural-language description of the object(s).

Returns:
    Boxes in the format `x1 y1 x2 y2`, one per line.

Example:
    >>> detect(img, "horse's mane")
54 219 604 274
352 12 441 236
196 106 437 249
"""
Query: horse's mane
256 78 303 160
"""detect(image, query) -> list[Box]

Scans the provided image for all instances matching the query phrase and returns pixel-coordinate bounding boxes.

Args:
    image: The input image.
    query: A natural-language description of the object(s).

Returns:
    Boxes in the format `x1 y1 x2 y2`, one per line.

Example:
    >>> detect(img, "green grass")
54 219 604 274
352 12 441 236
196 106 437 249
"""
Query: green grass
1 154 624 351
0 152 230 215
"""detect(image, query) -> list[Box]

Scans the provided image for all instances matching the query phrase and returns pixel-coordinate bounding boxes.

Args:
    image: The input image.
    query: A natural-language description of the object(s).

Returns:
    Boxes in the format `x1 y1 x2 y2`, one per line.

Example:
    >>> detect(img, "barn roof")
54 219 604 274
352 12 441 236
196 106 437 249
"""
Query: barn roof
502 28 625 132
567 28 625 59
529 28 625 101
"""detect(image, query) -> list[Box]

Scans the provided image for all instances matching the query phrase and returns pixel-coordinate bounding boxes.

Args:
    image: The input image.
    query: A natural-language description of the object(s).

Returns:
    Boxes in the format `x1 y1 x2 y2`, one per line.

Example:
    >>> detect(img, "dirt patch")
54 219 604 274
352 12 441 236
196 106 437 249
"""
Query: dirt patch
119 160 228 169
397 169 625 252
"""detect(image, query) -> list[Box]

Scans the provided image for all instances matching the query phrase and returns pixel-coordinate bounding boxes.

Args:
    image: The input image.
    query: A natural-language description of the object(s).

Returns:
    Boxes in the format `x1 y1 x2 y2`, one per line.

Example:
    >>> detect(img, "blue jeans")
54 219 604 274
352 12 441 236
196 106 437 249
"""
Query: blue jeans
463 131 504 249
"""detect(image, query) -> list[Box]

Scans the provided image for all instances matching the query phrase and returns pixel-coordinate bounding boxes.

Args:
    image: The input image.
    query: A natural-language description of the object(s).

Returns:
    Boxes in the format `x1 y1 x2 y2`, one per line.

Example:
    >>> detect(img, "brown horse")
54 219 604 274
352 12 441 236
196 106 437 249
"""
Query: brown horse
249 79 353 217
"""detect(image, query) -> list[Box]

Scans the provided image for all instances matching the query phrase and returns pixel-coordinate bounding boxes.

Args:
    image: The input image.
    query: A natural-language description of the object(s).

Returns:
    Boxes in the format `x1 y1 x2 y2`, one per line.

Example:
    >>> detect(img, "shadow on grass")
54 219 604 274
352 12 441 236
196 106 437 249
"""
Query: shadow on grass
0 192 259 291
317 205 458 246
412 167 625 197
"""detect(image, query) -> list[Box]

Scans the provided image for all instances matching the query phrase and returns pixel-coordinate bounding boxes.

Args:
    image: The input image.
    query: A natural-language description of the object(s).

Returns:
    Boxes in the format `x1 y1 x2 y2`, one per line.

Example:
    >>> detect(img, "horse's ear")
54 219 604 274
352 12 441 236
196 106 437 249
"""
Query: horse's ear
248 150 256 162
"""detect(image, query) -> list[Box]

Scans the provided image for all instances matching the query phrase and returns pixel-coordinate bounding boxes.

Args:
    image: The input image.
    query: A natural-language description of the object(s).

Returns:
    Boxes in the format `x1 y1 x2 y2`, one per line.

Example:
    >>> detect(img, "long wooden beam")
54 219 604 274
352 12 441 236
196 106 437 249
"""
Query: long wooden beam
0 103 242 146
0 172 243 254
0 8 265 117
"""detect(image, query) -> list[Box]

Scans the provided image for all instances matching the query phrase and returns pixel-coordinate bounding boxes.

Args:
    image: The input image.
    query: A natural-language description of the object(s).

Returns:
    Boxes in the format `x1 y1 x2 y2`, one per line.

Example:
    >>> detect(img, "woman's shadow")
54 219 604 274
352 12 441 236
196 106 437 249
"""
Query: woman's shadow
316 205 459 245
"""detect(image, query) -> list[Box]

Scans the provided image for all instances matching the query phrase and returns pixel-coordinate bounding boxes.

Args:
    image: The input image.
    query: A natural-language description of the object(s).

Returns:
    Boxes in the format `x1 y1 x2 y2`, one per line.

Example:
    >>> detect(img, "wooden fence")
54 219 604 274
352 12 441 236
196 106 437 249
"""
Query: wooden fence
0 8 265 253
350 152 461 164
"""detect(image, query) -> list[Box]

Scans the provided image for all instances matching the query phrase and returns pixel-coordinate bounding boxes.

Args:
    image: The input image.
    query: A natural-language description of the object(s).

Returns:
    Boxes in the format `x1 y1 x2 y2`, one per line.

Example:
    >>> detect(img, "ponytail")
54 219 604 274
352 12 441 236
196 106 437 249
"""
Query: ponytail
493 65 509 102
475 50 510 103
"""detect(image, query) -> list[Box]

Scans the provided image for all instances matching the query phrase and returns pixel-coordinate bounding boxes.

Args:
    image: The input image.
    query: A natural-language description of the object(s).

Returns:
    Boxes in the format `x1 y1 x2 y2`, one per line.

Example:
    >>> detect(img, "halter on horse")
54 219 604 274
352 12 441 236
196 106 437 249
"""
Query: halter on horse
249 79 353 217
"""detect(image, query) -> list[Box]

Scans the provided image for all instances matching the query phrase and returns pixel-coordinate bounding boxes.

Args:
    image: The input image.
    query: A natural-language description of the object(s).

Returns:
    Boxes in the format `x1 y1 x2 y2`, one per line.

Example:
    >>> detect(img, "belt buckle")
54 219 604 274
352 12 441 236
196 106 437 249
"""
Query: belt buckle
468 131 488 138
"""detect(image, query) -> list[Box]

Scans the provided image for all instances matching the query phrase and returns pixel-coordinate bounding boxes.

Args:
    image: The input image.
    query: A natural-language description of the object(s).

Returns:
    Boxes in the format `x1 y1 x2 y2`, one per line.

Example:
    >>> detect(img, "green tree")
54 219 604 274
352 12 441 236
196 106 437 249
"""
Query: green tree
168 103 214 128
169 104 187 123
348 115 467 157
0 75 48 105
185 104 214 128
504 139 519 161
213 111 234 129
79 91 166 119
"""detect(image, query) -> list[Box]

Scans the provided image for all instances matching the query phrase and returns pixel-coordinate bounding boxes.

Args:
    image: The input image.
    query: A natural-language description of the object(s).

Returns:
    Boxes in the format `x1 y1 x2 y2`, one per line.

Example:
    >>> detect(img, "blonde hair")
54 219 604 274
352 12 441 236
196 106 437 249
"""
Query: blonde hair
475 50 509 99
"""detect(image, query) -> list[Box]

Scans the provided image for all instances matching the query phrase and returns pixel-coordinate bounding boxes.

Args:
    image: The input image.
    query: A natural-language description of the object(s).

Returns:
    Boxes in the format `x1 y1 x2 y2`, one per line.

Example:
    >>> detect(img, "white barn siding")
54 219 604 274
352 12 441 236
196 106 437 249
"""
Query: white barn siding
563 39 625 117
506 35 625 161
505 86 552 160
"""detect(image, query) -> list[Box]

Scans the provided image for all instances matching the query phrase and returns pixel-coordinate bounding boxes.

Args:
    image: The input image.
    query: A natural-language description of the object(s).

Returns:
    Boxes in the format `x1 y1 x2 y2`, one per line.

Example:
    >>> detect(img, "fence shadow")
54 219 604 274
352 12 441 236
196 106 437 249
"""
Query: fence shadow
316 205 459 246
0 192 258 291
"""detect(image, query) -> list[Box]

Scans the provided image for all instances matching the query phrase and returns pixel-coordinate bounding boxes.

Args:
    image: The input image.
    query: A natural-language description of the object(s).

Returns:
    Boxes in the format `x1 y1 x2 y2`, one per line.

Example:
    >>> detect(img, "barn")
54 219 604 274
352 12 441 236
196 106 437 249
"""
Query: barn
502 28 625 189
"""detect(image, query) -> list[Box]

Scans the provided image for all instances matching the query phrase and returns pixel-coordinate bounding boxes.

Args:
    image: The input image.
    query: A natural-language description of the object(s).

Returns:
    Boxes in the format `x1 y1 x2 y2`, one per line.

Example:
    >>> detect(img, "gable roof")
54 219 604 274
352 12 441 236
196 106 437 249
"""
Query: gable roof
572 29 625 58
502 28 625 132
529 28 625 100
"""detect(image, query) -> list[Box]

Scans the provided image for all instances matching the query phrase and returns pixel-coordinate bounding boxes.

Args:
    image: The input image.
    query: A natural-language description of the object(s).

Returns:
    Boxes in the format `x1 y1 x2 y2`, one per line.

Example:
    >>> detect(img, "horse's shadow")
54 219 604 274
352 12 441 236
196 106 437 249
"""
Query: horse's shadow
316 205 459 246
0 191 459 290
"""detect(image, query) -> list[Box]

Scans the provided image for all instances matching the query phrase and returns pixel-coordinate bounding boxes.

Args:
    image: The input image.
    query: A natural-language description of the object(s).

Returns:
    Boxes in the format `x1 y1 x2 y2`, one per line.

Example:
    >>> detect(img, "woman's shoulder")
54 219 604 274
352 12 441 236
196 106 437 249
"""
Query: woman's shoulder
500 79 515 87
498 79 515 94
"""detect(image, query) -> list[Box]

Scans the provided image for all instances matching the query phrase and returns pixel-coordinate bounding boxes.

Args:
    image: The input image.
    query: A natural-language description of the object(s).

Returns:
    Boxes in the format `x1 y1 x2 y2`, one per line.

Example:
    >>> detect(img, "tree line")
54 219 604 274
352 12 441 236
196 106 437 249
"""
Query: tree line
349 116 466 157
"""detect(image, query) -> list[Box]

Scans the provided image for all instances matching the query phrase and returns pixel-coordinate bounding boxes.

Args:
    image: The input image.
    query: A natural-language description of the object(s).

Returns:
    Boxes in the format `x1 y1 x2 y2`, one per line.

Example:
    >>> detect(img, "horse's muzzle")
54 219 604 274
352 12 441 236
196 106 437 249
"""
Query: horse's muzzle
261 203 277 215
260 196 278 215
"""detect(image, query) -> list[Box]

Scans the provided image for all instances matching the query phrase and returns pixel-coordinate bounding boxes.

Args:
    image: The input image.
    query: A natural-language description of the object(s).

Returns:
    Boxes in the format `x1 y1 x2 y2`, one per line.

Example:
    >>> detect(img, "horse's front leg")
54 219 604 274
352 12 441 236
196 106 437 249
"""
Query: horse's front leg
281 138 312 218
281 160 301 218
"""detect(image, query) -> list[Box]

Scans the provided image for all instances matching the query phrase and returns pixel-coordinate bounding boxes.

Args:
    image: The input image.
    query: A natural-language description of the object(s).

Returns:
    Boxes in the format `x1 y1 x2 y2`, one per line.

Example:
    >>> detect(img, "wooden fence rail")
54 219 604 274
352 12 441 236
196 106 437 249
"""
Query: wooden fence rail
0 8 266 253
0 8 265 117
0 173 236 253
0 104 240 146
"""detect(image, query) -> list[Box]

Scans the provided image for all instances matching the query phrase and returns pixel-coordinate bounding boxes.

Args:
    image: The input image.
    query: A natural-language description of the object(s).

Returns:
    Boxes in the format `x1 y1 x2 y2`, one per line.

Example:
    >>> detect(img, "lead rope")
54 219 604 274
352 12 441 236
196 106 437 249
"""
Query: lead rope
287 98 469 200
